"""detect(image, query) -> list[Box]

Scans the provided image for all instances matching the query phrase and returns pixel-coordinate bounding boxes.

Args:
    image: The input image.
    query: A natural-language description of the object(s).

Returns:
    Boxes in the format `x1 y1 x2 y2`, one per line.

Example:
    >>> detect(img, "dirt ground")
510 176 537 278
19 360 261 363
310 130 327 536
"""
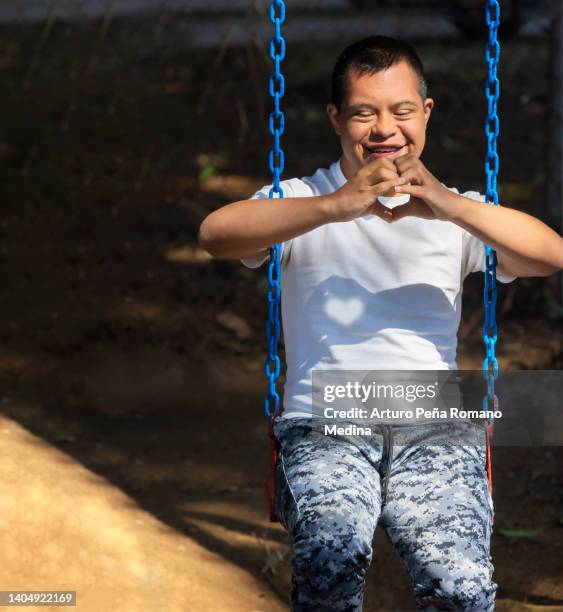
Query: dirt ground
0 14 562 611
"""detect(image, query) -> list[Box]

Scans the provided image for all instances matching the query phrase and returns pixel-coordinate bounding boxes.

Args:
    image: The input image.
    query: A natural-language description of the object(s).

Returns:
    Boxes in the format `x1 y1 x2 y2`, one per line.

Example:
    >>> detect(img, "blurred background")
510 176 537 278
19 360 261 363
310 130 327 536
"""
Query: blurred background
0 1 561 610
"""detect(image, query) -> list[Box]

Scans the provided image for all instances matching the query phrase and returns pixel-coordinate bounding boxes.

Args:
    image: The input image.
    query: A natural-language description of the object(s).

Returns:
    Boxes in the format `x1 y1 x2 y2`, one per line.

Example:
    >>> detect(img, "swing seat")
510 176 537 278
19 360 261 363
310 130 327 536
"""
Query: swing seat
259 0 501 529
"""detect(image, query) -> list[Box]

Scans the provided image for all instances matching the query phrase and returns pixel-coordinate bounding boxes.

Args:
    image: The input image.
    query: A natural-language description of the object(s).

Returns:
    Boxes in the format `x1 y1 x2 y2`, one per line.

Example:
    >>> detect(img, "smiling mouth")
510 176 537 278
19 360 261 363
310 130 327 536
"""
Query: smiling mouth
364 145 407 157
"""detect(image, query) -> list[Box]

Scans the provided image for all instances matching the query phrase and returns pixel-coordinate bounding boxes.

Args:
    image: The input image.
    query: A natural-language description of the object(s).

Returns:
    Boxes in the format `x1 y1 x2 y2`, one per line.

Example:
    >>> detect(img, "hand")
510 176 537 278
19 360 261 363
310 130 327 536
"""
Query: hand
389 154 458 222
327 157 409 223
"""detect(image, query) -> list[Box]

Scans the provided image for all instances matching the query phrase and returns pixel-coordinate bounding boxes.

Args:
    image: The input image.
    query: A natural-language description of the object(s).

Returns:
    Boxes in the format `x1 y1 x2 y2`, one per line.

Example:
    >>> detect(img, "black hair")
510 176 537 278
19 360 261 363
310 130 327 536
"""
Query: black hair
331 35 428 110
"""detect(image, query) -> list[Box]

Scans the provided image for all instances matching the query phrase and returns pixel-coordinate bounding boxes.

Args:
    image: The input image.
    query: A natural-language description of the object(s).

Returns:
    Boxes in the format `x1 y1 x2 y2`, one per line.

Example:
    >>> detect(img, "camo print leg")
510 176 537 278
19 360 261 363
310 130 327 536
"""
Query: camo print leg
272 416 384 612
380 423 497 611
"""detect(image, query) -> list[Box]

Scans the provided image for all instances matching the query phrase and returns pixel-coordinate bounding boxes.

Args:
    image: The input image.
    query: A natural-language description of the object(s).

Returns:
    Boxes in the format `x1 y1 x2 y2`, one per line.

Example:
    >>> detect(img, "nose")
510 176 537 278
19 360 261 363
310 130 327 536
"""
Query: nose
370 112 396 139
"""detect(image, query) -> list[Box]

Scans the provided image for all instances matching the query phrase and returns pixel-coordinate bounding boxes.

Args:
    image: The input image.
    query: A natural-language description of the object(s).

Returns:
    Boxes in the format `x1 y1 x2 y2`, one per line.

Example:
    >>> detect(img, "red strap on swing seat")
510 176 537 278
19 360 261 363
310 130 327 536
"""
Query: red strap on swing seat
485 421 494 496
265 417 279 523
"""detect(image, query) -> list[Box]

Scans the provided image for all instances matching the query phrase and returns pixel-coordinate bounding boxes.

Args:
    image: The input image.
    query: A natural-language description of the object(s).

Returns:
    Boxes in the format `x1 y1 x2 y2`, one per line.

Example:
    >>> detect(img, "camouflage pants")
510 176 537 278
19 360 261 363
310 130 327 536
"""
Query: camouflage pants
272 416 496 612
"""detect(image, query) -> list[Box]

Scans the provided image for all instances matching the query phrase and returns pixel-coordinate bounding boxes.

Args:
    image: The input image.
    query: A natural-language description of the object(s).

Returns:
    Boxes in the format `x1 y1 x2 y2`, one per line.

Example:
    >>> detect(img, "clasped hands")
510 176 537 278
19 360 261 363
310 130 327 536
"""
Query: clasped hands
379 154 457 223
327 154 459 223
329 154 462 224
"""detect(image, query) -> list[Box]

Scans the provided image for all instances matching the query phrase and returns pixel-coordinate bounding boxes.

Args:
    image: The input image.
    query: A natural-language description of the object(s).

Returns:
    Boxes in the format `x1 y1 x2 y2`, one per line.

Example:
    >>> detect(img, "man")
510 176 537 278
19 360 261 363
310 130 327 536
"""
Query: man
198 36 562 611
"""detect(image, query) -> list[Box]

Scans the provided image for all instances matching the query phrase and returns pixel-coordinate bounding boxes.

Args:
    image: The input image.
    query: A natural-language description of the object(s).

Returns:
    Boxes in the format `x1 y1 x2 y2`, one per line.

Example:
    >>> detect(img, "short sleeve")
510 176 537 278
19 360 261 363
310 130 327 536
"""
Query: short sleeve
461 190 517 284
240 180 295 269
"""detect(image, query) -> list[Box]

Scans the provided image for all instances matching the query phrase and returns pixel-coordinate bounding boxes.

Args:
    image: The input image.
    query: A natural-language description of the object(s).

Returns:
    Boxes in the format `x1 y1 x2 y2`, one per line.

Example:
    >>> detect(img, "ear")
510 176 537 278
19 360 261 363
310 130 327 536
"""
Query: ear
326 103 341 136
423 98 434 125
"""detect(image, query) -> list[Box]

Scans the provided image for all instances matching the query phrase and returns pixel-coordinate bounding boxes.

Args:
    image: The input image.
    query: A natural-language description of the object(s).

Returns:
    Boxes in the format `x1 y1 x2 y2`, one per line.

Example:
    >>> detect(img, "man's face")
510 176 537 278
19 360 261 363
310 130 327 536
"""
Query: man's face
327 60 434 180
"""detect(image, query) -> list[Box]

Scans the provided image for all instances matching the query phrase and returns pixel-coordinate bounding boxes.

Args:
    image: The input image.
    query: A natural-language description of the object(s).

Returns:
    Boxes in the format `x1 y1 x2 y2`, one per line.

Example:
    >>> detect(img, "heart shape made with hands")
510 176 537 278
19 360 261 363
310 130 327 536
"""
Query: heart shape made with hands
372 158 438 221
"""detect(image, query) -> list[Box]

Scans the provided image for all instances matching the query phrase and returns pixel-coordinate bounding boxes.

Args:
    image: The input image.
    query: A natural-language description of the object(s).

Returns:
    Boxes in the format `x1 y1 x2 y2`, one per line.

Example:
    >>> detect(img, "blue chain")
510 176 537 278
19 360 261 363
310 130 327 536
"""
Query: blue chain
264 0 286 420
483 0 501 420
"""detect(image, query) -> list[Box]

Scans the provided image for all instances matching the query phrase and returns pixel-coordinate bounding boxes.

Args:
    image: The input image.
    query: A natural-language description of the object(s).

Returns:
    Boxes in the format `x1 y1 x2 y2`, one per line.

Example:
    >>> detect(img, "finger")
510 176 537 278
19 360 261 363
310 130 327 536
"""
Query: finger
393 153 415 167
363 156 399 180
375 177 408 196
367 200 394 222
394 154 423 171
394 159 425 181
390 202 414 221
393 182 425 196
364 155 398 171
366 167 400 186
392 197 434 221
395 163 418 178
395 168 423 186
393 152 412 162
374 168 402 185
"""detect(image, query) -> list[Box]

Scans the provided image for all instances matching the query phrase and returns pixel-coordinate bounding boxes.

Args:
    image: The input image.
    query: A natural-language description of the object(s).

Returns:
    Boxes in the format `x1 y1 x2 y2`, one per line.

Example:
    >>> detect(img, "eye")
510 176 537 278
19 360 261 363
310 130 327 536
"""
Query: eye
396 110 413 116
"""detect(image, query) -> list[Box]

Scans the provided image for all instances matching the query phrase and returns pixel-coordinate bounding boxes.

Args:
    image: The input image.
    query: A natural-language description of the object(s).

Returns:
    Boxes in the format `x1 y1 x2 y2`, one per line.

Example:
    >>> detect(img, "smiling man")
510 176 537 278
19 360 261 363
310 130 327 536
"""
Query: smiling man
198 36 563 611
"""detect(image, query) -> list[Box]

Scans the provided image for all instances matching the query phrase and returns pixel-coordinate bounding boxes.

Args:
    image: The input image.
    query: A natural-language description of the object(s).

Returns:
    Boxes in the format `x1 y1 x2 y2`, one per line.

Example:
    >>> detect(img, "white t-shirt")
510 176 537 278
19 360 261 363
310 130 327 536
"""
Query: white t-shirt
241 159 516 419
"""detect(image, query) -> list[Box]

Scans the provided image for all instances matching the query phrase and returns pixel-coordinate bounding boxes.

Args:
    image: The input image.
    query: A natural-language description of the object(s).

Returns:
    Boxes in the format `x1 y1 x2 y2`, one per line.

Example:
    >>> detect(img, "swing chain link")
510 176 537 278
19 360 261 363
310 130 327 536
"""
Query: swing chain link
264 0 286 420
483 0 501 426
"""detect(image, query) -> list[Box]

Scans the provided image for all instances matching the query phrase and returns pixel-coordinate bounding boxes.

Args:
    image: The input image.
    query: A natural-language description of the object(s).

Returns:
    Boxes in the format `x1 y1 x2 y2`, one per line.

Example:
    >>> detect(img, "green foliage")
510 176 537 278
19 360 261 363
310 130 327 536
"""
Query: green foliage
198 161 217 182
